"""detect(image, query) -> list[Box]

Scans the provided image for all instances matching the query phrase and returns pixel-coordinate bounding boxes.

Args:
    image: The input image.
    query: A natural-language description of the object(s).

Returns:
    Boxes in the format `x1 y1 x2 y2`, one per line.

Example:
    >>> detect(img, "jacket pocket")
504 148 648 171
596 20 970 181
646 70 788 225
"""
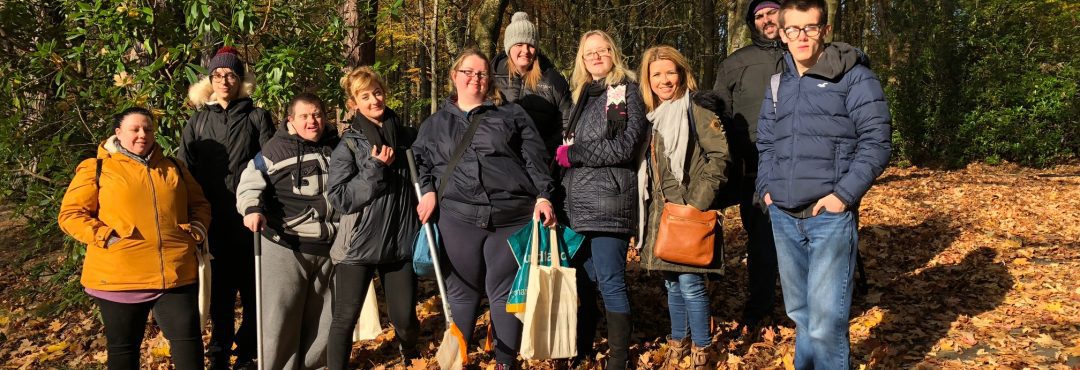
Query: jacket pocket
283 207 325 239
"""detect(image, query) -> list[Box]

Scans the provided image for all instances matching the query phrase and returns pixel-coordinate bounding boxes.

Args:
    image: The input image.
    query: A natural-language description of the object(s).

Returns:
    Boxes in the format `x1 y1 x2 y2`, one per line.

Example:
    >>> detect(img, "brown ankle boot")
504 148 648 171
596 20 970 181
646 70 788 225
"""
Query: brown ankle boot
689 344 710 370
662 336 690 369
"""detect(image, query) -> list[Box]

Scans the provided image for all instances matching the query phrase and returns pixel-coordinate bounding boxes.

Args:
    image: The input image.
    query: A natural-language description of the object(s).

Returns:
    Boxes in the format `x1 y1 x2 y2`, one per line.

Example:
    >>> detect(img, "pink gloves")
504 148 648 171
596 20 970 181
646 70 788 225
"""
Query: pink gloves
556 145 572 168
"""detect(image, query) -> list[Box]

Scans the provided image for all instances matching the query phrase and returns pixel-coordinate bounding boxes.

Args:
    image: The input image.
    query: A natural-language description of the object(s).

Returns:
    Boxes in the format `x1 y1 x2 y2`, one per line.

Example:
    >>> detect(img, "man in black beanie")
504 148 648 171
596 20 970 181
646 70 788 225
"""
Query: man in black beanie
178 46 275 370
710 0 784 341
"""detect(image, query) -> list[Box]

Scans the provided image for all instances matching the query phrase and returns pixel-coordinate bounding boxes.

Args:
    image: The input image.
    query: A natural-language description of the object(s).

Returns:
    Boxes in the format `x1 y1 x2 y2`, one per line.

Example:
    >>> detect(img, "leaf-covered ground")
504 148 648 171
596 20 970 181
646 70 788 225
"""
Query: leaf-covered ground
2 163 1079 369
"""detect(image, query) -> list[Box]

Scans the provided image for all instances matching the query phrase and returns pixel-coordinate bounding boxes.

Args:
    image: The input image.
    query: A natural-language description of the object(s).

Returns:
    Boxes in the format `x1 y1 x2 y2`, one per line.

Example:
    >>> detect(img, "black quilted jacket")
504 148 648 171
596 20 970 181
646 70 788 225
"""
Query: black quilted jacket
562 81 649 234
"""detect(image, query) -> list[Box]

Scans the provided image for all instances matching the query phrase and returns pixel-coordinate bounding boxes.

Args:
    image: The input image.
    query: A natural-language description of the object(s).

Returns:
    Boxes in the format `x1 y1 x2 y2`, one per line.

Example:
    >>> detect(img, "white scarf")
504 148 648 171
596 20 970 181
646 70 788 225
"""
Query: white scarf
646 93 691 183
636 93 691 244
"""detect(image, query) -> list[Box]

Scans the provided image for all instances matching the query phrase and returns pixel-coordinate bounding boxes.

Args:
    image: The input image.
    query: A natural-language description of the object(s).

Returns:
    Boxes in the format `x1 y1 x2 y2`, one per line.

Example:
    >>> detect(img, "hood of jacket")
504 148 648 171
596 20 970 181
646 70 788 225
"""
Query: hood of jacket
746 0 784 49
98 135 164 165
787 42 871 81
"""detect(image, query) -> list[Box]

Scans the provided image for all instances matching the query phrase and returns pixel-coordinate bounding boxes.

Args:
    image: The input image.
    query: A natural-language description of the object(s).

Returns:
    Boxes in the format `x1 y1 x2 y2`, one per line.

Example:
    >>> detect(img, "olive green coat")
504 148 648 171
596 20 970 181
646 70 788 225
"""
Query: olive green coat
641 103 731 274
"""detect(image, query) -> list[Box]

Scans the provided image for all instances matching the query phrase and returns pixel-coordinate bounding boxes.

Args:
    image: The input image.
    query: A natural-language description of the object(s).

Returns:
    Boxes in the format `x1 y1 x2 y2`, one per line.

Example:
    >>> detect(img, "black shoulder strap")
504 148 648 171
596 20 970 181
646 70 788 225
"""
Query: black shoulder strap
344 137 358 154
166 157 185 181
437 113 483 201
195 110 209 139
95 159 103 188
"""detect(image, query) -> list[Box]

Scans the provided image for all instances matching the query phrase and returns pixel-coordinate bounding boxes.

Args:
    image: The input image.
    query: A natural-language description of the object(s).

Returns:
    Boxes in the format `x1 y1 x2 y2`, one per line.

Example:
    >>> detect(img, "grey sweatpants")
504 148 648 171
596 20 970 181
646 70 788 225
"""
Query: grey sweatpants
259 236 334 370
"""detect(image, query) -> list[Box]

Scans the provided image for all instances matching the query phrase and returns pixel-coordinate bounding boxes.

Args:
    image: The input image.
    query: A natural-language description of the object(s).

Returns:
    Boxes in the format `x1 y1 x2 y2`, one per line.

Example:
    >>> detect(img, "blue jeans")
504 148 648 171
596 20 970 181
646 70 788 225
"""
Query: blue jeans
573 233 631 314
664 272 711 347
770 205 858 370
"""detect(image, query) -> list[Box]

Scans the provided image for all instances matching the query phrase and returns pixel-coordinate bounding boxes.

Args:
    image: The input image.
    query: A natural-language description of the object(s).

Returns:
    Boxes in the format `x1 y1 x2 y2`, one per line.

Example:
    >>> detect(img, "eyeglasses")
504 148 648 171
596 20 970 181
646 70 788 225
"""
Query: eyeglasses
783 24 824 39
456 70 489 79
583 48 612 61
210 73 239 83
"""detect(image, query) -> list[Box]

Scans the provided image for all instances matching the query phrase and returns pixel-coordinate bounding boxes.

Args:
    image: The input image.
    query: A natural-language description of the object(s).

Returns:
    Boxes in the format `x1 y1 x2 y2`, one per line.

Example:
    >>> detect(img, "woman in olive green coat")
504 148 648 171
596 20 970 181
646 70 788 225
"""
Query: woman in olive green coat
638 45 731 370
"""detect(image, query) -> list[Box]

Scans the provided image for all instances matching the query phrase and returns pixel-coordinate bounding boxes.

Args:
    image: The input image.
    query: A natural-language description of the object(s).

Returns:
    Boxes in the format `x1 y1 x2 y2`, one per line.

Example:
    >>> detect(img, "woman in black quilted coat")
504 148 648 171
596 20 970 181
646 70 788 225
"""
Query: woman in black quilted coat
554 30 648 370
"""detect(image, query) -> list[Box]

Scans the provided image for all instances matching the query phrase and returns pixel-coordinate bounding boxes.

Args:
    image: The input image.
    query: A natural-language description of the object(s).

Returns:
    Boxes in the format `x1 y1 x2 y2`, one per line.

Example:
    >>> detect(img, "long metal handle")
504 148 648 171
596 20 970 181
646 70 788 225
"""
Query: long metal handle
405 149 455 324
253 234 264 370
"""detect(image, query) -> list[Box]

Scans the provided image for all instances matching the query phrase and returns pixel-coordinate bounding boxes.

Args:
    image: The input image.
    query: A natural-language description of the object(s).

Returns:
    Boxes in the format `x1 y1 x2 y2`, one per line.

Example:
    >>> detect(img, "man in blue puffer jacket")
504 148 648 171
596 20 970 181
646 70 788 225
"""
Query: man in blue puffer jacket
756 0 891 368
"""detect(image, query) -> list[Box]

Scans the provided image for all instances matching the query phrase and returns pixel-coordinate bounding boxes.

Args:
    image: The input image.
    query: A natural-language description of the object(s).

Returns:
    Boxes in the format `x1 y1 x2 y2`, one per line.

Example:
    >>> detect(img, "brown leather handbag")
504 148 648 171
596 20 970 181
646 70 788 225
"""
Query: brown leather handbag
651 138 718 267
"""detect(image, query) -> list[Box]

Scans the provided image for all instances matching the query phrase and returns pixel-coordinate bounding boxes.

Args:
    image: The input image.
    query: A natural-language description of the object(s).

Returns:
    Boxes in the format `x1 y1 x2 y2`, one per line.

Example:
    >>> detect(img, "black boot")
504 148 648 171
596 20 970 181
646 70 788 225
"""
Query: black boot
605 312 632 370
399 342 420 364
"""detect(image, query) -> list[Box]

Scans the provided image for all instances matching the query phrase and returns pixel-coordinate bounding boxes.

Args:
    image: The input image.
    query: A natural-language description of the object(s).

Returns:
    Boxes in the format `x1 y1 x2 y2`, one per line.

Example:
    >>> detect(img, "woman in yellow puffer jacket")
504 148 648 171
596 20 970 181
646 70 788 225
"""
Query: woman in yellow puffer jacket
58 107 211 370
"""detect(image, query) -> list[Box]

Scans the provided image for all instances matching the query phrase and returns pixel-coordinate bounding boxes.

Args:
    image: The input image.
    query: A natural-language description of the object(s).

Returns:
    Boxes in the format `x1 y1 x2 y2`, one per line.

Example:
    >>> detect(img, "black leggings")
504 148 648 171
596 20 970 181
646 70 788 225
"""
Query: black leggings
437 215 524 365
94 284 202 370
327 261 418 370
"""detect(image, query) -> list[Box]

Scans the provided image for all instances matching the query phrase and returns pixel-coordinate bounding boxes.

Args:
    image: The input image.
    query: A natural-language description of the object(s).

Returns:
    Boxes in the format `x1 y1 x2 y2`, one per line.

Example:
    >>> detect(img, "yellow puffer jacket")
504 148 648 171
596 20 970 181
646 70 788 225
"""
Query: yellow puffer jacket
58 137 212 291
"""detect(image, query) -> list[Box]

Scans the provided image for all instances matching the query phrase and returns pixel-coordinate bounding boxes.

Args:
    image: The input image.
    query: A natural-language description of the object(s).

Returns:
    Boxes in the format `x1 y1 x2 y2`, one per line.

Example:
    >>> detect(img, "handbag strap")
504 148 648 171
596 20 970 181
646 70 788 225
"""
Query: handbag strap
437 112 483 202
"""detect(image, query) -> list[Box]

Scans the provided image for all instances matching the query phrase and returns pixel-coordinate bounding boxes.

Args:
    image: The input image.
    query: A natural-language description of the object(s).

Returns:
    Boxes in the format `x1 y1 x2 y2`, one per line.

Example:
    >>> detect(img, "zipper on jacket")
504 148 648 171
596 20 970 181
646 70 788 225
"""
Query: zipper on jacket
788 74 800 202
146 164 167 289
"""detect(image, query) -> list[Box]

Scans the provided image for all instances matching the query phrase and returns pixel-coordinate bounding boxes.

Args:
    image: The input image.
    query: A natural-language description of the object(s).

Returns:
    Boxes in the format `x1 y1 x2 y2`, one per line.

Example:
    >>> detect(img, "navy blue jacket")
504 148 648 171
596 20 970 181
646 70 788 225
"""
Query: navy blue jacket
412 99 554 229
756 43 892 210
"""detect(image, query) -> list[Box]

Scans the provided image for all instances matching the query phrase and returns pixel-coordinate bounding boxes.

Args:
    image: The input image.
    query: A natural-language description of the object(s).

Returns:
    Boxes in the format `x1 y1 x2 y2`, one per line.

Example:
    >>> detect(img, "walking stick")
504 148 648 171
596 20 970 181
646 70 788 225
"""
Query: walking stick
254 233 264 370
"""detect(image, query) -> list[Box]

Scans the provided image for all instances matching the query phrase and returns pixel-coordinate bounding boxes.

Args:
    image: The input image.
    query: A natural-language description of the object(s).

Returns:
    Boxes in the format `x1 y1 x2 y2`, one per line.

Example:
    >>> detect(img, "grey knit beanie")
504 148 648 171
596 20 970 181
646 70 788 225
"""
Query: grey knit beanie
503 12 538 54
207 46 245 79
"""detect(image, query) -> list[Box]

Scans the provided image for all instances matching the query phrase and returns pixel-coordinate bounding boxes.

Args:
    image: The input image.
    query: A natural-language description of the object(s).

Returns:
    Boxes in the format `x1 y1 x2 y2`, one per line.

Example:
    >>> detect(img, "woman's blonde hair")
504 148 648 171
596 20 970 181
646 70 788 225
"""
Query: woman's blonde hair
639 45 698 112
448 48 503 106
340 66 388 110
570 30 635 103
186 69 256 108
506 50 543 92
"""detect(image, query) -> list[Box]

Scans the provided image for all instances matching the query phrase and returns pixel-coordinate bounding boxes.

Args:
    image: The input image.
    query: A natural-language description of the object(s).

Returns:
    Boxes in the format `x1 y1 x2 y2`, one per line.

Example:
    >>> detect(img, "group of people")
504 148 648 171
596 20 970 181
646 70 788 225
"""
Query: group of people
57 0 891 369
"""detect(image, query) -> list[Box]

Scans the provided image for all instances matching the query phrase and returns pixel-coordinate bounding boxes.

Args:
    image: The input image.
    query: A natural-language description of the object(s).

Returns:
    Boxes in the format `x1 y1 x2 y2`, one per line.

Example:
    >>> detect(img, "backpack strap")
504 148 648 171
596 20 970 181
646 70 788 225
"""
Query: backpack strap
95 159 103 188
770 73 781 114
166 157 185 181
194 110 209 139
344 137 358 154
252 152 269 174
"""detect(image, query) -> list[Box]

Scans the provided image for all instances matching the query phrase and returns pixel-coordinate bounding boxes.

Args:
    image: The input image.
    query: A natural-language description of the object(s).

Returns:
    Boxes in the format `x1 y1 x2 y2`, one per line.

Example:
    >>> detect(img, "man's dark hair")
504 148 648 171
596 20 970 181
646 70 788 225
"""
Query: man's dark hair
287 92 325 117
112 107 154 129
779 0 828 27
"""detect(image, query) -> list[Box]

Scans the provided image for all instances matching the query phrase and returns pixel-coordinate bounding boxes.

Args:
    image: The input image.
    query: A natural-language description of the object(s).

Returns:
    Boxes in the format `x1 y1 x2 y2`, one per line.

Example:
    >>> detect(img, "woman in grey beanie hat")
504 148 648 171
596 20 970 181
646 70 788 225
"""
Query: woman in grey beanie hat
493 11 572 156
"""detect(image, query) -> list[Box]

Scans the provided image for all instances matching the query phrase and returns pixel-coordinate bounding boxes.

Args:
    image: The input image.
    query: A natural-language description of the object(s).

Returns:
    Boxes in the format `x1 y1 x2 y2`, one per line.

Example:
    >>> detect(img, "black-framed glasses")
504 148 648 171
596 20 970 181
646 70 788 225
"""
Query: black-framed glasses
583 47 612 60
783 24 824 38
210 72 239 83
456 69 489 79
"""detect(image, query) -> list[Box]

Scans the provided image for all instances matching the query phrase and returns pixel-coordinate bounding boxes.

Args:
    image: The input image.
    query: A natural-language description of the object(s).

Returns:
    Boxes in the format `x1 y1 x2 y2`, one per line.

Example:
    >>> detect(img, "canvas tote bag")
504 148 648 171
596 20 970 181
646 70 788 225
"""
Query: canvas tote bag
520 222 578 360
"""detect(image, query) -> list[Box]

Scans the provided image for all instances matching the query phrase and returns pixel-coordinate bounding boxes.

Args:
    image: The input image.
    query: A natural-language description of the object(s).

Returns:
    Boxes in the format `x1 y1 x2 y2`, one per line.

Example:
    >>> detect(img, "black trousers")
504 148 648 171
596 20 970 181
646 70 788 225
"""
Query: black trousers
327 261 418 370
737 168 779 323
207 221 257 363
95 284 202 370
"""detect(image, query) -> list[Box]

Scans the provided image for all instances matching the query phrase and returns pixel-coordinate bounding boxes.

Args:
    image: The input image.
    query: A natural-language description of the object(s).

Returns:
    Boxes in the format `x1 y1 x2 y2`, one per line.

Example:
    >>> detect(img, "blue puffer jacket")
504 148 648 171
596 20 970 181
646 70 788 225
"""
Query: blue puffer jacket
756 42 892 210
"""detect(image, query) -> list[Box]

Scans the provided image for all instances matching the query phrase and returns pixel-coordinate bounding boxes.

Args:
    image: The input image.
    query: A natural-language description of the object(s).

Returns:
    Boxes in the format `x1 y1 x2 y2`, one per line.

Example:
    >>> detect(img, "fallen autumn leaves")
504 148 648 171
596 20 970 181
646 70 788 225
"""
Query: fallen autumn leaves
1 163 1078 369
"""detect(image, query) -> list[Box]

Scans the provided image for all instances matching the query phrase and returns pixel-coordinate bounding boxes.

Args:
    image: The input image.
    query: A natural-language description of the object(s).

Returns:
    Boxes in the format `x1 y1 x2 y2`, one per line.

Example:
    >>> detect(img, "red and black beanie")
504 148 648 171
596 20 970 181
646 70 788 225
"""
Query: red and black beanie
207 46 245 79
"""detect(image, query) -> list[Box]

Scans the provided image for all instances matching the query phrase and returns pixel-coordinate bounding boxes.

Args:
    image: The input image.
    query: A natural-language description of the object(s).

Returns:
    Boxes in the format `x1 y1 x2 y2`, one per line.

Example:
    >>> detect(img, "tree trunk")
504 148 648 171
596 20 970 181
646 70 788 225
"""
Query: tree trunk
698 0 718 89
430 0 440 114
473 0 510 58
825 0 839 42
726 0 751 55
342 0 379 67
